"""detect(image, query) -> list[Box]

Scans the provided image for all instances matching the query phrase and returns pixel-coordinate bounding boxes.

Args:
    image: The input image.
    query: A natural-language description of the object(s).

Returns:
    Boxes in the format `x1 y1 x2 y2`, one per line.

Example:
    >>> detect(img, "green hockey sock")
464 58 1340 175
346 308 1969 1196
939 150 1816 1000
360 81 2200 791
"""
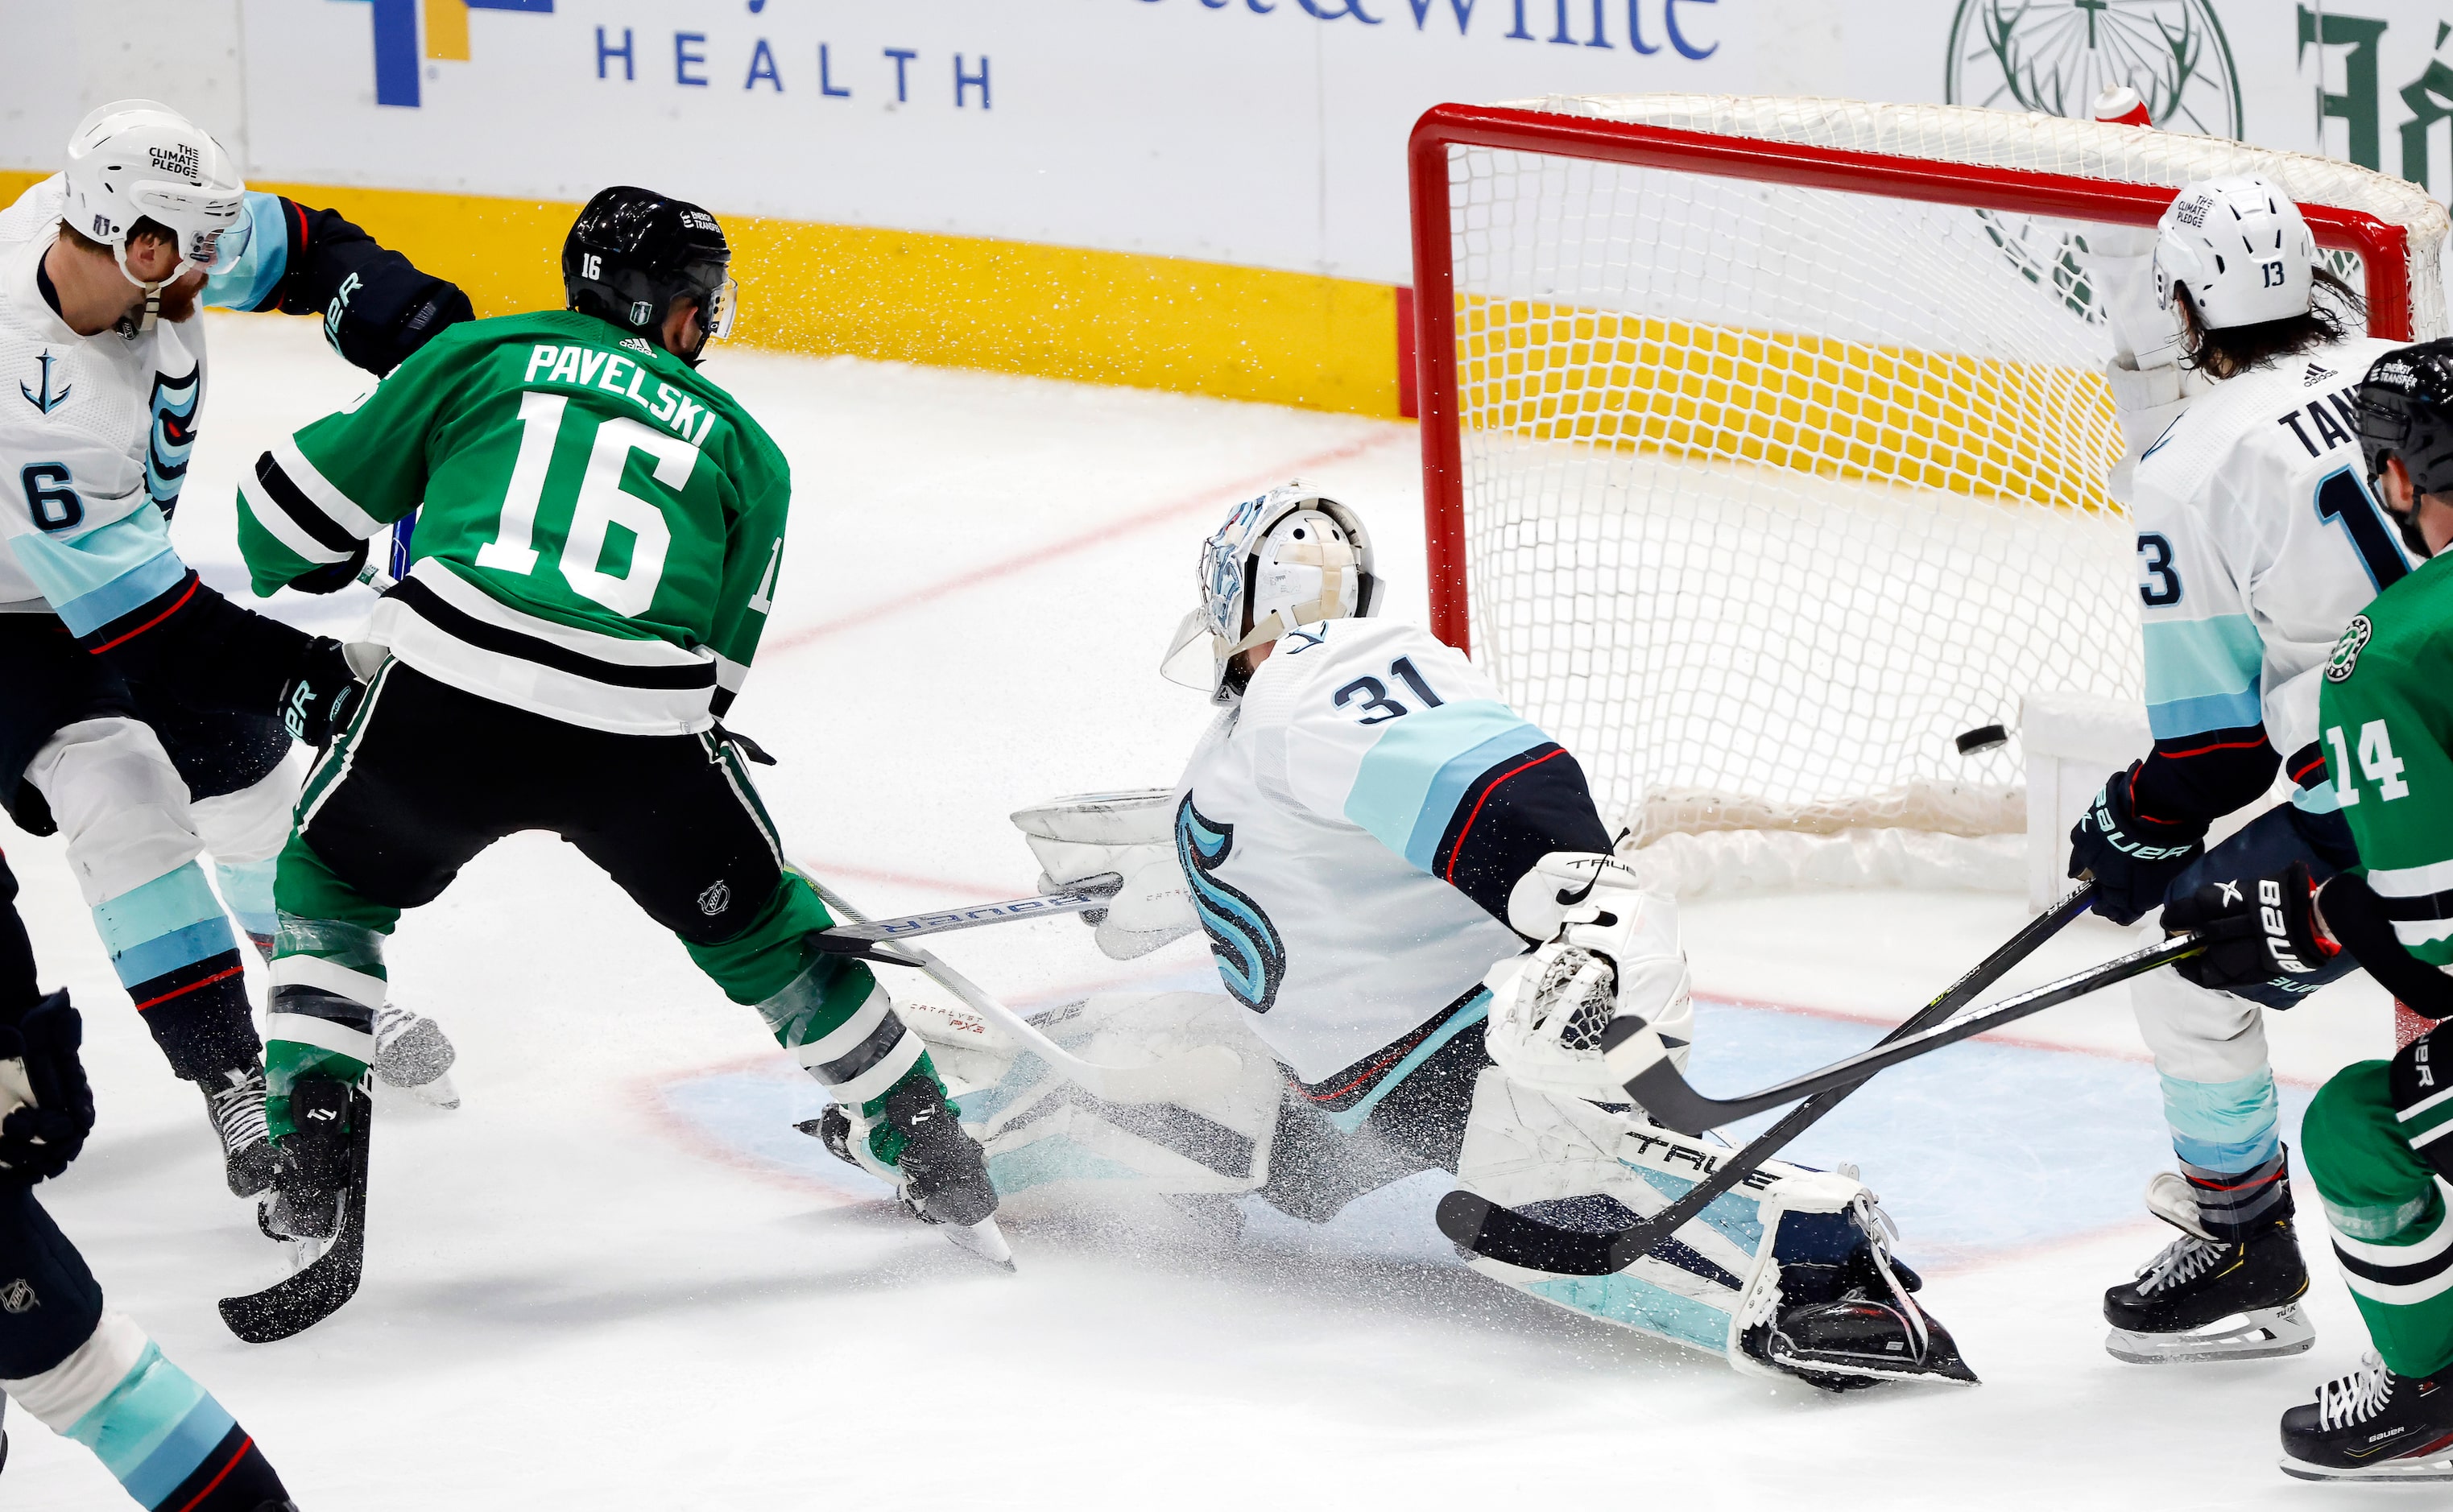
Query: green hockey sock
2305 1058 2453 1378
264 837 391 1141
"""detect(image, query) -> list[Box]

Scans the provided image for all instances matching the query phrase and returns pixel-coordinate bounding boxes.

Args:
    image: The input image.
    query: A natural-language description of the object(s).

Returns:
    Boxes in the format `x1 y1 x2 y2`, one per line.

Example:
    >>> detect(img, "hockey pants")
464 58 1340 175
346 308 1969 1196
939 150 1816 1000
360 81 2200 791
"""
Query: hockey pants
2302 1055 2453 1379
0 614 290 1084
2132 804 2359 1238
267 660 941 1147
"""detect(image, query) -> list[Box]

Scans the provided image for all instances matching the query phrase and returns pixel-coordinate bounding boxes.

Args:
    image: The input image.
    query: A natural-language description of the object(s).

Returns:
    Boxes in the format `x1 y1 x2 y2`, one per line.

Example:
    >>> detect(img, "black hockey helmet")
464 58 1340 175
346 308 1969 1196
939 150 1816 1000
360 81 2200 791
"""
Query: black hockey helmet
562 186 736 361
2356 338 2453 556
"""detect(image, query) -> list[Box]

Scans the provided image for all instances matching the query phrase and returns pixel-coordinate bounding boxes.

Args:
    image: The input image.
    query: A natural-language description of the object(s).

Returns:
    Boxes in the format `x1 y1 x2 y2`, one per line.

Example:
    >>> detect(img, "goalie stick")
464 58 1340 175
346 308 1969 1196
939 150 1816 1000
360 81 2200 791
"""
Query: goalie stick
1437 886 2098 1277
218 1081 373 1343
805 876 1241 1107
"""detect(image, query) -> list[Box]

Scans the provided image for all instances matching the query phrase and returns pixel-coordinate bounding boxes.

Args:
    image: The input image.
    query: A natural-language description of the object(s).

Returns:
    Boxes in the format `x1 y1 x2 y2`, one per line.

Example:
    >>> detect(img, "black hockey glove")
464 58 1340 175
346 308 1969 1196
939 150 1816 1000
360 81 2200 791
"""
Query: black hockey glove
278 638 366 750
2309 871 2453 1022
287 539 370 597
0 991 95 1187
2161 861 2338 996
2393 1023 2453 1184
2068 761 2207 924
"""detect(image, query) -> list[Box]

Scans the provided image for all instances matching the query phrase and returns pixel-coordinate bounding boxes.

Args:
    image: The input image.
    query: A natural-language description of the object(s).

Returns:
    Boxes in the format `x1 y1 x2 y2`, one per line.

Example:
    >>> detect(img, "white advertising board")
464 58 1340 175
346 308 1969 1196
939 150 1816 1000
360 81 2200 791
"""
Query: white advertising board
7 1 2453 287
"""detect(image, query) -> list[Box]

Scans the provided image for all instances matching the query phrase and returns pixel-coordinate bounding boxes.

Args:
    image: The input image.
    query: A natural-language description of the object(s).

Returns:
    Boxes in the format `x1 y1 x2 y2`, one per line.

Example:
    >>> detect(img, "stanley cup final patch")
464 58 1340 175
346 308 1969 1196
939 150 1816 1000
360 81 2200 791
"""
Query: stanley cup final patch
2326 615 2372 683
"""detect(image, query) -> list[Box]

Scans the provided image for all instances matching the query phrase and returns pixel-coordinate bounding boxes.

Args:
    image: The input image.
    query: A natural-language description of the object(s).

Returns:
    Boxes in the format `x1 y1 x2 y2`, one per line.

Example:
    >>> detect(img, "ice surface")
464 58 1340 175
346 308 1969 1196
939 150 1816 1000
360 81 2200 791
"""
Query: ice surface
0 316 2410 1507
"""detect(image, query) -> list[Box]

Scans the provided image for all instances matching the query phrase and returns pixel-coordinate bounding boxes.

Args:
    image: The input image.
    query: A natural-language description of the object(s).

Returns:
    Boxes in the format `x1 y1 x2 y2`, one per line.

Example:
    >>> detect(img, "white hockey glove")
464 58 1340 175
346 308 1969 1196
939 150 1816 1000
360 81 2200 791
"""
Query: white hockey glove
1487 855 1694 1105
1011 789 1196 961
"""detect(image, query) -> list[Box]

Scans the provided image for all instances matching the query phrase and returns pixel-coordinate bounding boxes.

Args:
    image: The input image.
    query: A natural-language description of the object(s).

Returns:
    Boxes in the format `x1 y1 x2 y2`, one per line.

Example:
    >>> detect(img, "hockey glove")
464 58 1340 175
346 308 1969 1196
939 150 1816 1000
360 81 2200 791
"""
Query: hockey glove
2161 861 2338 996
2068 762 2207 924
2393 1023 2453 1184
1012 790 1195 961
278 637 366 750
0 991 95 1187
1485 874 1693 1104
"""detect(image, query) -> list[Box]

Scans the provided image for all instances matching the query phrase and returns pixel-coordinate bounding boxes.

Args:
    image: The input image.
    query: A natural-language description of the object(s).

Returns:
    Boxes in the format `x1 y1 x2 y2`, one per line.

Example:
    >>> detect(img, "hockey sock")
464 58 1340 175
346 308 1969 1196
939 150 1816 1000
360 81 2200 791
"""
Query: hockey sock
0 1314 290 1511
2304 1058 2453 1379
2180 1147 2294 1240
93 861 260 1080
265 835 399 1138
2160 1067 2286 1231
211 857 279 962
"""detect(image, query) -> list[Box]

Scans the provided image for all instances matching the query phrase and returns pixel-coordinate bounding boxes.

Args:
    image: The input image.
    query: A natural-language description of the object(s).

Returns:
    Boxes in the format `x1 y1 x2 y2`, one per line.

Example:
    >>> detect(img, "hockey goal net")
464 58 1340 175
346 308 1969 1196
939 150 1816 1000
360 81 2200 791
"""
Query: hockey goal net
1412 95 2447 893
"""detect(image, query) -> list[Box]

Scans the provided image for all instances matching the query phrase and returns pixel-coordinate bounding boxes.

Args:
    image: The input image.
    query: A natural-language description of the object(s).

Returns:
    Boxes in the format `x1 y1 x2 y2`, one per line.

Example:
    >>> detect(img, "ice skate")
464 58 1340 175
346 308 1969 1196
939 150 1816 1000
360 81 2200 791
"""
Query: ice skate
2103 1208 2313 1364
372 1002 460 1109
2279 1353 2453 1481
1747 1203 1978 1390
260 1074 358 1246
198 1065 275 1197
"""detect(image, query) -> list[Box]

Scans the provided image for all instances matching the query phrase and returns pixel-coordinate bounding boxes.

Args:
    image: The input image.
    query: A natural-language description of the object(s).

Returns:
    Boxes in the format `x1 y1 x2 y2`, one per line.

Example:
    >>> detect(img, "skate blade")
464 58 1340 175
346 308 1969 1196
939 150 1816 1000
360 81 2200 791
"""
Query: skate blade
2105 1303 2314 1364
944 1217 1016 1272
2281 1452 2453 1482
1769 1349 1981 1388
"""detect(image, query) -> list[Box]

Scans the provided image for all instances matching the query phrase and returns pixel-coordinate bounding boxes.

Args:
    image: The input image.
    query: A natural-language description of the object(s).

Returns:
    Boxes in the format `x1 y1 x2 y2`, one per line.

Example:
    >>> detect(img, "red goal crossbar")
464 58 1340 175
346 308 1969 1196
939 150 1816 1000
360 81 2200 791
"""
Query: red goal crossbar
1407 101 2415 656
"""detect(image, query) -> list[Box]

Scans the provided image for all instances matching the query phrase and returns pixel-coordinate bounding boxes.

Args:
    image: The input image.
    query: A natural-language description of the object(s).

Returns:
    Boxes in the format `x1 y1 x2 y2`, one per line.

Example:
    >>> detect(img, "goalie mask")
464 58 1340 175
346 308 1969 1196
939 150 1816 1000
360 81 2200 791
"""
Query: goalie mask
2152 176 2315 333
1161 484 1381 704
60 100 250 332
2357 338 2453 559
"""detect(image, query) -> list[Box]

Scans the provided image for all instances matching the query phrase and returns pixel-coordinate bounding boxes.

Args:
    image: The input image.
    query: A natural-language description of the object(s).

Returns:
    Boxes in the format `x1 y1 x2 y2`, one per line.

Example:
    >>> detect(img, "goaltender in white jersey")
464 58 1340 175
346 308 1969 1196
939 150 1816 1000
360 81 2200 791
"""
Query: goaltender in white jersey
815 485 1978 1390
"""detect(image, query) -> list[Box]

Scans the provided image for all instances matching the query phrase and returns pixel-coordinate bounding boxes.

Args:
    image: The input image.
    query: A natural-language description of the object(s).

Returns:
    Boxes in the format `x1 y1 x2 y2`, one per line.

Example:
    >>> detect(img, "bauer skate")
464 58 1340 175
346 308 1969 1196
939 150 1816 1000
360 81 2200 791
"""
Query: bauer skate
798 1079 1011 1269
198 1065 275 1198
2280 1353 2453 1481
2103 1194 2313 1364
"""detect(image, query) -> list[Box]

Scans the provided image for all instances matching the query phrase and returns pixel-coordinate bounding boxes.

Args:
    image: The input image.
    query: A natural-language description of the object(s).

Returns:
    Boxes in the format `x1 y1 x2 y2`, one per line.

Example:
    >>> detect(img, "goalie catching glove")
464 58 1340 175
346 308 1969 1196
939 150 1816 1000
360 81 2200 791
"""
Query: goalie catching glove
1012 789 1195 960
1484 853 1693 1105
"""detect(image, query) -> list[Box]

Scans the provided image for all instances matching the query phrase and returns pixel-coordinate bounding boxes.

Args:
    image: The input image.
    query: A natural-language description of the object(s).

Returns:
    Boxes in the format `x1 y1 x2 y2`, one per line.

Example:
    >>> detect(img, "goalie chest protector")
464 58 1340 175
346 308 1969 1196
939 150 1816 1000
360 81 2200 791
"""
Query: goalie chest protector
1173 618 1537 1084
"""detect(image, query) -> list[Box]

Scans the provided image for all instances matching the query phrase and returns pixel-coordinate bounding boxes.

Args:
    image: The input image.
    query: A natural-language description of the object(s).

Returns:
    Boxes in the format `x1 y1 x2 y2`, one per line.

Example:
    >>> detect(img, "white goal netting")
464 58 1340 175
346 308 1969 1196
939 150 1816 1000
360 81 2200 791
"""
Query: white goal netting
1431 94 2449 890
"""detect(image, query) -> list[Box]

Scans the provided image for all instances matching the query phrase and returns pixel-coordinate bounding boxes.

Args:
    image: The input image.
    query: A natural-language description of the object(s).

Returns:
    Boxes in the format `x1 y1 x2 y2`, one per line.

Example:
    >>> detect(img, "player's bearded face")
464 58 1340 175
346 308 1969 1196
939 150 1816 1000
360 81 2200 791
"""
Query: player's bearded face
122 234 205 322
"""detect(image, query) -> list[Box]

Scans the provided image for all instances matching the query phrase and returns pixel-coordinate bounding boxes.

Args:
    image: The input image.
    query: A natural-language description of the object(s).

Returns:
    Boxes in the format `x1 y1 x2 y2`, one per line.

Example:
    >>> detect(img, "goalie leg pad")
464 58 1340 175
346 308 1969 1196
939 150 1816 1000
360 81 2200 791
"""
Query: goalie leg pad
904 991 1284 1200
1454 1070 1974 1387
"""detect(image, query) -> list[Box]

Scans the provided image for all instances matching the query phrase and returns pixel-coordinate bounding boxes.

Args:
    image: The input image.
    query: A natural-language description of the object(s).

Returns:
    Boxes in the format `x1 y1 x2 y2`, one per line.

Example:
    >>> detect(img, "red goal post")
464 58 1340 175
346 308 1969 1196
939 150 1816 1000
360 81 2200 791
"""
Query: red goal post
1409 101 2415 657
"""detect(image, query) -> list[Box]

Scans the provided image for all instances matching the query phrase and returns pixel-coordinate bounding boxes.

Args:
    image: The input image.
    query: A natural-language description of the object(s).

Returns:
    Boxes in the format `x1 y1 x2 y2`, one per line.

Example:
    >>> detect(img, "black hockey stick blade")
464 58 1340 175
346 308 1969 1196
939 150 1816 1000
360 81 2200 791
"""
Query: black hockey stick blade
1626 931 2202 1135
219 1087 372 1344
1437 884 2100 1276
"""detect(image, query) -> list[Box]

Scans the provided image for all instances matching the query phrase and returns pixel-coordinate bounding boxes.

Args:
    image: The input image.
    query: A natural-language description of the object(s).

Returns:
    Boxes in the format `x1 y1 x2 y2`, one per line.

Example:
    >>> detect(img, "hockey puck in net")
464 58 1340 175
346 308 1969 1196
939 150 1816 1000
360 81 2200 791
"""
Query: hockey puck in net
1955 724 2009 755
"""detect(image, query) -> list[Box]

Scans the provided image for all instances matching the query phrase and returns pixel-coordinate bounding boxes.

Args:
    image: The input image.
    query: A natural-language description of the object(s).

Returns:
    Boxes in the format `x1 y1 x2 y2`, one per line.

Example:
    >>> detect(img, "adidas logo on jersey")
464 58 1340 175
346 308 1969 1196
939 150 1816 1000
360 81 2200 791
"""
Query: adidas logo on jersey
2305 362 2336 386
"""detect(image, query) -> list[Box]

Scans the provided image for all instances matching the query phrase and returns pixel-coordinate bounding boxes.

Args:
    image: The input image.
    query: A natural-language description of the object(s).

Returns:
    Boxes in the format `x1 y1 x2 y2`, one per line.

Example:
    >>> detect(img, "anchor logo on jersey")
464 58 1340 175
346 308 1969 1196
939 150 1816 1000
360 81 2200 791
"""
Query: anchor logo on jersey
19 350 70 415
1176 795 1286 1014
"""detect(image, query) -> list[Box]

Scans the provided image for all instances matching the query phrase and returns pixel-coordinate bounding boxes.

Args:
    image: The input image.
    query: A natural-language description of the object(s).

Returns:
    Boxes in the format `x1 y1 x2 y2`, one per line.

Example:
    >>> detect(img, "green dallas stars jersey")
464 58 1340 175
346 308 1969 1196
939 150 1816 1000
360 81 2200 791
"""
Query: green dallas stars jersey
2318 553 2453 970
236 310 789 735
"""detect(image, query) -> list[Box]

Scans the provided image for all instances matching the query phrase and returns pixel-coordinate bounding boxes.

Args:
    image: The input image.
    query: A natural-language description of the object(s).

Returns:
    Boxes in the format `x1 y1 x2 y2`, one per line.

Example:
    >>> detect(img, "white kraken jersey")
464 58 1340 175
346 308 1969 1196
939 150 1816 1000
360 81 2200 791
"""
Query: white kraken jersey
1174 617 1550 1085
2130 333 2413 808
0 225 205 625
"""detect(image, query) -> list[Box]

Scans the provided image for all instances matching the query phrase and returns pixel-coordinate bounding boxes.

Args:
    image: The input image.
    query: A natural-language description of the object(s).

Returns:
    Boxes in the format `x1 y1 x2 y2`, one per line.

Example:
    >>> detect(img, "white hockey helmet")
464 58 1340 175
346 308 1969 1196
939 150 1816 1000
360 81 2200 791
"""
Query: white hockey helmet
60 100 250 312
1160 482 1381 704
2152 176 2316 332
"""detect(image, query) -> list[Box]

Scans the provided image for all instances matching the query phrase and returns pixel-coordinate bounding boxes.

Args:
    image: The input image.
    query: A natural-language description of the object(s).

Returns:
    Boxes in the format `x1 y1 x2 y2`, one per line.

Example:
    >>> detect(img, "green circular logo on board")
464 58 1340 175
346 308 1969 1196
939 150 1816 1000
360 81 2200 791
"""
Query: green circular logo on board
2327 615 2373 683
1946 0 2243 138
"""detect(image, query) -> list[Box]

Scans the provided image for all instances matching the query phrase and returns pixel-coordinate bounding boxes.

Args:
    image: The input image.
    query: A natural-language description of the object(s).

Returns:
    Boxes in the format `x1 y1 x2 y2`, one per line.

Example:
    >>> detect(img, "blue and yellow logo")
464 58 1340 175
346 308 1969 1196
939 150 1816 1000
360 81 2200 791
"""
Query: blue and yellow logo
337 0 554 109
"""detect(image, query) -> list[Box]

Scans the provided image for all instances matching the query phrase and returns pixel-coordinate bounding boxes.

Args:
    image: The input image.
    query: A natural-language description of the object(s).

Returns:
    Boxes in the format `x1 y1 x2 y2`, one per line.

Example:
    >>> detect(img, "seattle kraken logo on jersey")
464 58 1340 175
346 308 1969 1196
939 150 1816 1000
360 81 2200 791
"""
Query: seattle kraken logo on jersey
143 369 201 510
19 350 70 414
1176 795 1285 1014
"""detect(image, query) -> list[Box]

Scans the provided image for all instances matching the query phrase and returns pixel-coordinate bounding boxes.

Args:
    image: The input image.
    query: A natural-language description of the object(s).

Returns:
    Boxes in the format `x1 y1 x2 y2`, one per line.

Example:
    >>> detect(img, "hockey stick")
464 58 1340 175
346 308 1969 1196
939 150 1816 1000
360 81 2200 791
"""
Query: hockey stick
808 888 1107 957
219 1082 373 1343
805 877 1242 1106
1619 930 2202 1134
1437 885 2099 1276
